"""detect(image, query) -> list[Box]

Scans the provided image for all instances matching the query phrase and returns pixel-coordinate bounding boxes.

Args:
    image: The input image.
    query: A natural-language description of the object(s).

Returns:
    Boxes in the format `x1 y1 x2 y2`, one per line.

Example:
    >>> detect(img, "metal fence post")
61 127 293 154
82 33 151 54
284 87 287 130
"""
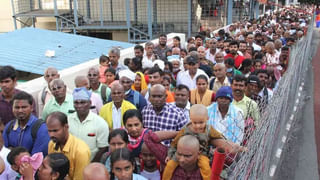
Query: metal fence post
255 1 259 19
99 0 103 26
188 0 192 38
147 0 152 40
126 0 131 42
54 0 58 31
227 0 233 25
11 0 17 29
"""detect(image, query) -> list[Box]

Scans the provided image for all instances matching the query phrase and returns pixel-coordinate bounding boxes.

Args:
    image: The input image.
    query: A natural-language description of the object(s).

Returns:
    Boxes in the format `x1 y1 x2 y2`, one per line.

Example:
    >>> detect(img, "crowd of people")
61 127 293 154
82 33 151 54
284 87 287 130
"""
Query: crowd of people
0 6 312 180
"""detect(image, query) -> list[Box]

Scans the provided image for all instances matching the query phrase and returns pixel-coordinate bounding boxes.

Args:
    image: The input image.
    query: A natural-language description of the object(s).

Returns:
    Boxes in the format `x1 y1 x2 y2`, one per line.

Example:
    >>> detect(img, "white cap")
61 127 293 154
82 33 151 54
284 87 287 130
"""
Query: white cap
119 69 136 81
152 60 165 71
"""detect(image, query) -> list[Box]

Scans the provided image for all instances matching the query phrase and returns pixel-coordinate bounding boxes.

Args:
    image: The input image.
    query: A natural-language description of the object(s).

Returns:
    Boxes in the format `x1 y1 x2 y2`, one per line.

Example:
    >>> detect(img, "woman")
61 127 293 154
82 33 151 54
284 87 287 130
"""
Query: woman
101 129 129 172
190 75 215 106
132 72 148 93
123 109 149 158
37 153 70 180
110 148 146 180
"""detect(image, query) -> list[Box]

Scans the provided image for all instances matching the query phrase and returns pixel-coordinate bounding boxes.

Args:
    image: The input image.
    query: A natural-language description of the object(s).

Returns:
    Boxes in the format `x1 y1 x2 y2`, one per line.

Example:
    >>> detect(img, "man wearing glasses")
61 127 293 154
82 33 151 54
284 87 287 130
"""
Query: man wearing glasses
87 67 111 105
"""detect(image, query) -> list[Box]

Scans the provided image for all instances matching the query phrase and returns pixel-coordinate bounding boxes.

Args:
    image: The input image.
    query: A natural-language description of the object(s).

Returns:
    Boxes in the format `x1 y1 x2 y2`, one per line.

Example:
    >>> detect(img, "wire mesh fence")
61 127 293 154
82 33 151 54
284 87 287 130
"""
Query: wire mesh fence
219 13 315 180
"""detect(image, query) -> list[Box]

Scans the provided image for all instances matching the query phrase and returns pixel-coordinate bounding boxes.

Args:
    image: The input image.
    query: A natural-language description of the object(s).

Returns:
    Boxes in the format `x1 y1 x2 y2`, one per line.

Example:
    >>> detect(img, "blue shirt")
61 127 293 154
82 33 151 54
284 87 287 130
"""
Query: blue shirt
108 90 147 112
3 115 50 156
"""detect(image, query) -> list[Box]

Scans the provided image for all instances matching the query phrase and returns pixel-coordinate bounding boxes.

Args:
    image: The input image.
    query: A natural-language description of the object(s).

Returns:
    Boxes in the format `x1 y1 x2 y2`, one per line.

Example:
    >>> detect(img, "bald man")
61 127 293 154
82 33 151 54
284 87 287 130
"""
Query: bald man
210 63 231 92
83 163 110 180
99 82 136 130
142 84 188 146
74 75 103 114
38 67 60 117
143 131 203 179
42 79 74 120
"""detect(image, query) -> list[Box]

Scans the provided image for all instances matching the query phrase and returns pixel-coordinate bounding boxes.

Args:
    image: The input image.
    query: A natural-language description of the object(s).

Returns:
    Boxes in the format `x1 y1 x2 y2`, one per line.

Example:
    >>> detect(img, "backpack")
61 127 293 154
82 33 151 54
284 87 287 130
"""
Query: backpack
6 119 45 145
41 87 47 104
132 90 140 107
209 76 232 90
101 84 110 105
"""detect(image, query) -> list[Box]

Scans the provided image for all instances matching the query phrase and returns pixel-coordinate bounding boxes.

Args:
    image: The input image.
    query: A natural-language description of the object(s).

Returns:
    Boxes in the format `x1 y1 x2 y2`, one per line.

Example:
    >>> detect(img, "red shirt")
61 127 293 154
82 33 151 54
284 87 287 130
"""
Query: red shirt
224 54 245 69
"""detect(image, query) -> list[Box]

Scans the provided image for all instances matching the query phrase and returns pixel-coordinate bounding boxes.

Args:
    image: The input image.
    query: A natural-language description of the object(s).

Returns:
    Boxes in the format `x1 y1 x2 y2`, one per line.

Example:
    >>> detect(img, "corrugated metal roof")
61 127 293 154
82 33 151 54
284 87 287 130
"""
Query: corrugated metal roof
0 27 134 75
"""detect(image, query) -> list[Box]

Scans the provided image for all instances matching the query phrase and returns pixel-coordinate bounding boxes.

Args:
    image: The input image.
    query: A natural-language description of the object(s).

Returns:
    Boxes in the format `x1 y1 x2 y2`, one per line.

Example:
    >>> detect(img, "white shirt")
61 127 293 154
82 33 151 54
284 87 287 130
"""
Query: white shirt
68 111 109 160
0 146 18 180
205 49 219 64
142 55 154 69
259 88 273 103
37 86 52 117
176 69 208 90
252 43 262 51
112 103 122 129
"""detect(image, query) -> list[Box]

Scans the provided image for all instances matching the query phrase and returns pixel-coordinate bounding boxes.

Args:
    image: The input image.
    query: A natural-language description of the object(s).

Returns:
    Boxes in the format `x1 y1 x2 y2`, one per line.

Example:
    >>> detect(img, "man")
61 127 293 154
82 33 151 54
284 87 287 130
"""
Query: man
144 133 203 179
108 47 127 74
198 46 214 74
245 75 264 110
99 82 136 130
0 119 18 179
205 38 219 64
214 52 225 64
168 55 182 78
142 84 188 146
256 69 273 105
194 34 204 49
207 86 244 144
47 111 91 180
110 69 147 112
231 75 260 127
172 84 191 121
209 63 231 93
134 44 144 59
68 87 109 162
87 67 111 104
142 41 157 69
37 67 60 117
224 41 245 69
83 163 110 180
154 34 170 60
0 66 36 125
141 67 175 103
3 91 50 155
246 34 261 51
176 55 208 90
42 79 74 120
74 75 103 114
239 41 251 59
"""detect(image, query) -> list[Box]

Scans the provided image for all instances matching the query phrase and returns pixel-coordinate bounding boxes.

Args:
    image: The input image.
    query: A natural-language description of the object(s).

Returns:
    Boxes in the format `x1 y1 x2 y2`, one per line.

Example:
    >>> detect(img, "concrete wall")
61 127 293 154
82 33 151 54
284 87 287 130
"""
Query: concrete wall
0 0 16 33
17 33 185 108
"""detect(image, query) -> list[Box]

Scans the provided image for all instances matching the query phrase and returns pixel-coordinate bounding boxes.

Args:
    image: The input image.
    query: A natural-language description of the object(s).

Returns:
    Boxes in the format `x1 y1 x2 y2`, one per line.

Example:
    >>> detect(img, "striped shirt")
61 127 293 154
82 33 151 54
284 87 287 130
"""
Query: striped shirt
207 102 245 144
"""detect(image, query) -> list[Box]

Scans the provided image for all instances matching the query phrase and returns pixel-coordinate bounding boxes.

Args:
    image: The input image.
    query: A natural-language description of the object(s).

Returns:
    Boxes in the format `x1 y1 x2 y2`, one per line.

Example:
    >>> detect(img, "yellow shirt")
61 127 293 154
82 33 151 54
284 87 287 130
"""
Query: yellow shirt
48 134 91 180
99 100 136 129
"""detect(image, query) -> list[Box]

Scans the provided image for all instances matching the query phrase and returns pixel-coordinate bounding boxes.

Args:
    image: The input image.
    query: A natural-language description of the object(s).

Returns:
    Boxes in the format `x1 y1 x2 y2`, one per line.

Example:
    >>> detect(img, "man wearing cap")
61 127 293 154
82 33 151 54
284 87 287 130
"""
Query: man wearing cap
42 79 74 120
231 75 260 127
108 69 147 112
245 75 264 111
68 87 109 162
74 75 103 114
176 55 208 90
207 86 244 144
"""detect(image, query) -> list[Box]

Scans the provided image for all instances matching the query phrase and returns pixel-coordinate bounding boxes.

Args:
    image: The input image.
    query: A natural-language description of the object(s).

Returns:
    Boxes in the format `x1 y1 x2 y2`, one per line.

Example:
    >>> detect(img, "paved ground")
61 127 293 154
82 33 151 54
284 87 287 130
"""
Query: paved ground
274 27 320 180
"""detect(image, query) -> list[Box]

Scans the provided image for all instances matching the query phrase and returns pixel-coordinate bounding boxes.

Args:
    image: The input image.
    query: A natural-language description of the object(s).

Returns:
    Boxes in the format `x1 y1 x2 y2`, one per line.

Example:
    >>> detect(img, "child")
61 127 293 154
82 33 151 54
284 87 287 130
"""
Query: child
7 147 43 180
99 55 110 84
163 104 225 180
110 148 146 180
104 68 117 87
140 143 161 180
